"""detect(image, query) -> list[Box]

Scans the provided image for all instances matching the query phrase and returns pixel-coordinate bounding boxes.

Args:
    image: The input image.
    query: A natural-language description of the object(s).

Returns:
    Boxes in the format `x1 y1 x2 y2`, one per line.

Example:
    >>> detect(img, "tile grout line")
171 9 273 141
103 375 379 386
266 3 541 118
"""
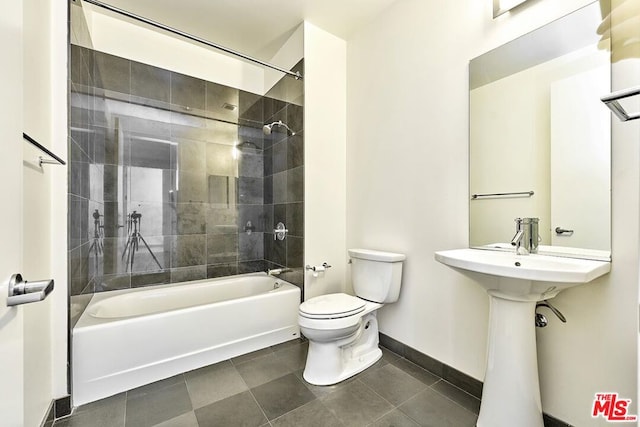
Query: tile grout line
247 387 272 426
370 353 479 424
365 406 401 426
356 370 430 423
123 390 128 427
391 355 446 386
427 379 480 416
432 377 481 406
267 398 320 426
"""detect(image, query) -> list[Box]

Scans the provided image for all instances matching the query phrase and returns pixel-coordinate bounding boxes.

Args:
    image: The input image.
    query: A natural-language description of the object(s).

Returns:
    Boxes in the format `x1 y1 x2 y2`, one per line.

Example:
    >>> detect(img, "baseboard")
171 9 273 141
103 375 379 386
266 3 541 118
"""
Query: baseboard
55 395 72 418
378 333 574 427
543 413 573 427
379 333 483 398
40 396 71 427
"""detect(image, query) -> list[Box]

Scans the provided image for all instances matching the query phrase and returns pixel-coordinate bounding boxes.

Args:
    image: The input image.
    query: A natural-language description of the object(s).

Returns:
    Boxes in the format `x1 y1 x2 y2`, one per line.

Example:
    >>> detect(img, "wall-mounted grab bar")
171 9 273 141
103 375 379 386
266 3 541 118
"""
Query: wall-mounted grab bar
471 191 534 200
23 133 66 166
601 86 640 122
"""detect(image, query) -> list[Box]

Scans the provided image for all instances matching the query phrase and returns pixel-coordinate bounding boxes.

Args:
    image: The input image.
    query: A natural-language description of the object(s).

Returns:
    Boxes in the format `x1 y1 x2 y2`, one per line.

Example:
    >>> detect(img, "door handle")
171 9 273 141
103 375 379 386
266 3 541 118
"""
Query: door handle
7 273 54 306
554 227 574 235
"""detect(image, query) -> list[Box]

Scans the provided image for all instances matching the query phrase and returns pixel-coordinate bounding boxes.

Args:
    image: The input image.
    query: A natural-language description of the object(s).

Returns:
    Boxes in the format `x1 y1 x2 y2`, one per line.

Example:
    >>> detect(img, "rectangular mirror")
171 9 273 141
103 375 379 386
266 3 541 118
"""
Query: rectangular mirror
493 0 529 18
469 1 611 261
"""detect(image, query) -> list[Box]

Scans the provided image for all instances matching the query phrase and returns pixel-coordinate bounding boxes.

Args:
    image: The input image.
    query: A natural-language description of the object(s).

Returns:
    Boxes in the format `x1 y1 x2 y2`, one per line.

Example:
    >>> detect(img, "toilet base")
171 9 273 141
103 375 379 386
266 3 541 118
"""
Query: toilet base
302 313 382 386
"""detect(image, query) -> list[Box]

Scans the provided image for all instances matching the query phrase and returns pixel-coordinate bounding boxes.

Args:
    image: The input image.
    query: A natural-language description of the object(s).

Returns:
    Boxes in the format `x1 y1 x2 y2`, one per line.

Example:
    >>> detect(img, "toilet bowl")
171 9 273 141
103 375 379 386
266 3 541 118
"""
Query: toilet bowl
299 249 405 386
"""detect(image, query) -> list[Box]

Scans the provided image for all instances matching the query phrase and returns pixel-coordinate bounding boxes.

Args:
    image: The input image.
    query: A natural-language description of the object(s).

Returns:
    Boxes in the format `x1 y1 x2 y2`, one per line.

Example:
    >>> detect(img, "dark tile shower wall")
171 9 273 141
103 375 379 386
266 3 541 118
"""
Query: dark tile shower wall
68 45 304 298
69 41 103 297
263 60 305 287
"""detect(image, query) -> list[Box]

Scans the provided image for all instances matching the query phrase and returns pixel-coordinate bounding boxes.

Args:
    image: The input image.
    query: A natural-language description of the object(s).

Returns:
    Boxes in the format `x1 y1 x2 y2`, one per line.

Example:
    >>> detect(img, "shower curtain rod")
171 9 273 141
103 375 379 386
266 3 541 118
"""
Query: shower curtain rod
80 0 303 80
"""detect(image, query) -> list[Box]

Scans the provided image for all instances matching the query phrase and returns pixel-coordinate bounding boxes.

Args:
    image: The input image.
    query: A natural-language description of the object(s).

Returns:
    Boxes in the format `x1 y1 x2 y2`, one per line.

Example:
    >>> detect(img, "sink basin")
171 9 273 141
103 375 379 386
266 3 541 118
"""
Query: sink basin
435 248 610 284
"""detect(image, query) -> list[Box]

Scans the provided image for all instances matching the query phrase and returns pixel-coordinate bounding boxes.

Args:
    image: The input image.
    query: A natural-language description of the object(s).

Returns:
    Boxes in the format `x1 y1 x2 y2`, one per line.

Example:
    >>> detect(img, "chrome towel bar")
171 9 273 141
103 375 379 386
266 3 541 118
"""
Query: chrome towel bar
23 133 66 166
601 86 640 122
471 191 534 200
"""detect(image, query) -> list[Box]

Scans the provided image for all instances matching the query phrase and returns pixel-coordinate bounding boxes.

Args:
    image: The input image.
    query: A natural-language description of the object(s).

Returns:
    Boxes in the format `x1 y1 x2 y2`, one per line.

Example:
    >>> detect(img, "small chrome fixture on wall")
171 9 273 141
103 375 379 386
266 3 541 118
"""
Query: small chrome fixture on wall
601 86 640 122
306 263 332 277
263 121 296 136
555 227 574 236
244 221 255 235
274 222 288 241
493 0 529 18
23 133 66 167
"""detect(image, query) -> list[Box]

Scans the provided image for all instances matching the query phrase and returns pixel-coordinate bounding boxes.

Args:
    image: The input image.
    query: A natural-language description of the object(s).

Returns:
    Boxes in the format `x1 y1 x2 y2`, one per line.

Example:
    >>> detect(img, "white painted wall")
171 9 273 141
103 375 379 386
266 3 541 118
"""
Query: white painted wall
346 0 637 425
50 0 70 401
0 1 25 425
347 0 489 382
23 0 54 422
80 3 265 95
264 24 304 96
15 0 68 425
550 64 611 250
303 22 348 299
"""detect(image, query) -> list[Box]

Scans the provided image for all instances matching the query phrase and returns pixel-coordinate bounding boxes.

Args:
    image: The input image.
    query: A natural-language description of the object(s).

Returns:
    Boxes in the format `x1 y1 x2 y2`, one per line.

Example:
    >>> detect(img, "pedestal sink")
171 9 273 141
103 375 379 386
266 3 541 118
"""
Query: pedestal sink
435 248 611 427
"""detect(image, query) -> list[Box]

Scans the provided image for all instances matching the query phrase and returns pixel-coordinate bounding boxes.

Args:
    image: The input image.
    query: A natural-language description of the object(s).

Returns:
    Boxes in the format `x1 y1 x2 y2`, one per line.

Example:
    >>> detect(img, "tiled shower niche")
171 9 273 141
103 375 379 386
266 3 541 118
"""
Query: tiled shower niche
68 45 304 300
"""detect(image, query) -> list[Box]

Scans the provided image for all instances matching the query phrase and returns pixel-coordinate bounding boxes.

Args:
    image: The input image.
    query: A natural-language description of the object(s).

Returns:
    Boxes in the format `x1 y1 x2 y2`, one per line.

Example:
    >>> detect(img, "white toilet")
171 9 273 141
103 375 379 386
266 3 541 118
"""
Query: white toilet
299 248 405 386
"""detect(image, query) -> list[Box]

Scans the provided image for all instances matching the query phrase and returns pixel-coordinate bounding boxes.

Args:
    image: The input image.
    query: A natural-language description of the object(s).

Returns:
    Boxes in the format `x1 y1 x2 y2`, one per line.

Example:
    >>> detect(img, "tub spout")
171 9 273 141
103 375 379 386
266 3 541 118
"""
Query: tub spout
267 268 292 276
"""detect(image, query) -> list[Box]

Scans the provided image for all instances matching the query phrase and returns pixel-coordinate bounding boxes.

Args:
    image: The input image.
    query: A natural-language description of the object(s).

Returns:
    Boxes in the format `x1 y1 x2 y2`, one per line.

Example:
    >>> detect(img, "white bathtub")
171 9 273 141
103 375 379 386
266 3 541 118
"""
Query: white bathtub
72 273 301 406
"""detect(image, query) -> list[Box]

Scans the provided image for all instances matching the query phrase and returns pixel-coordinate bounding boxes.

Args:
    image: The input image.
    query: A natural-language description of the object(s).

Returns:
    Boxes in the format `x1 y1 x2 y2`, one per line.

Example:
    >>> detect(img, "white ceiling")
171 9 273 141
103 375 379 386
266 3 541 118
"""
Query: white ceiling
93 0 400 61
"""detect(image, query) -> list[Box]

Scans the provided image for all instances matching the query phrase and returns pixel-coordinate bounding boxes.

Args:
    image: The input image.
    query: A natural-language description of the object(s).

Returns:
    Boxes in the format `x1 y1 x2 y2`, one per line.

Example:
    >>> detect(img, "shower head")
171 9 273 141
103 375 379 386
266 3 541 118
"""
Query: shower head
262 120 295 136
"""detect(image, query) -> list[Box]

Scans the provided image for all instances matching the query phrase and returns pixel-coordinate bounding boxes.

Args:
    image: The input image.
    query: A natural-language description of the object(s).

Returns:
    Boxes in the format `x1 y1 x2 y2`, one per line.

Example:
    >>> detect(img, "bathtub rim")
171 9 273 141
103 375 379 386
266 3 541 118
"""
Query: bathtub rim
73 272 300 330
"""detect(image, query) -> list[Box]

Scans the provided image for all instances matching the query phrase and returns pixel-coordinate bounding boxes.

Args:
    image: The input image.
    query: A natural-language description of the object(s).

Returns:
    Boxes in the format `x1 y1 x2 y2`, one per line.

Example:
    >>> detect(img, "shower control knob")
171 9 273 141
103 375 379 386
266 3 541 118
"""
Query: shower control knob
273 222 288 241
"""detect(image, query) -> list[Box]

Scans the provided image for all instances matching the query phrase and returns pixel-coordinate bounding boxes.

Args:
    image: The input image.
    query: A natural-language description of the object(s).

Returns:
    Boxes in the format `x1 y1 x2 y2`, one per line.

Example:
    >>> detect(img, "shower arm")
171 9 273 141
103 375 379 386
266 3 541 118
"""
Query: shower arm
263 121 296 136
269 121 292 131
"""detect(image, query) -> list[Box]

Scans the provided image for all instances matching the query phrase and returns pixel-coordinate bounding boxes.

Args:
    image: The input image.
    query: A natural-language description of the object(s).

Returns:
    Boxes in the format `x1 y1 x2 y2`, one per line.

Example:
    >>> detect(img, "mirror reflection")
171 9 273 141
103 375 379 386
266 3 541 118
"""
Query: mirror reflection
469 1 611 261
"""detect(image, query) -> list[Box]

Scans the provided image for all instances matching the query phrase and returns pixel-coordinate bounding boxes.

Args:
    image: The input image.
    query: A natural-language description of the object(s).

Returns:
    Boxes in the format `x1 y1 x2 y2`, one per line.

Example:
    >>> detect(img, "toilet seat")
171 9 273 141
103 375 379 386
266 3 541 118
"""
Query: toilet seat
299 293 365 319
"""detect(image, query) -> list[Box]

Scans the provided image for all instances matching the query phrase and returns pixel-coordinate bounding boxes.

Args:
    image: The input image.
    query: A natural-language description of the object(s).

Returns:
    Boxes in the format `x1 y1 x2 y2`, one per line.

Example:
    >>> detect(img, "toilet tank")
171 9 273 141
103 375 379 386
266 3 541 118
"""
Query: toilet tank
348 249 406 303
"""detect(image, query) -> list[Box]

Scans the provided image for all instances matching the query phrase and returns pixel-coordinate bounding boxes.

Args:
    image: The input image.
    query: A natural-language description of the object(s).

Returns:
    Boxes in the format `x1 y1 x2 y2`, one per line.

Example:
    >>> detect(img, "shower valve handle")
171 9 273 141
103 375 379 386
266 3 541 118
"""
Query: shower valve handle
273 222 288 241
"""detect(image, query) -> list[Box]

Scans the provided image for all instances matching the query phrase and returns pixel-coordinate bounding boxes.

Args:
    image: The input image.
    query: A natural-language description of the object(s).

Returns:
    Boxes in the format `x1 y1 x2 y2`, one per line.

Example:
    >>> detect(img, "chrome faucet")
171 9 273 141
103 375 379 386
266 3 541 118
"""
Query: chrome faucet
510 217 540 255
511 219 528 255
267 268 292 276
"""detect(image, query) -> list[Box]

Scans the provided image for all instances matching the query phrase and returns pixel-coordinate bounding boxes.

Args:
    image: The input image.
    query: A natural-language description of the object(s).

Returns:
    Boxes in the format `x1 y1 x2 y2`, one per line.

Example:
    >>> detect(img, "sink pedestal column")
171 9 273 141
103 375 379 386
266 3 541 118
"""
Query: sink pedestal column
477 292 544 427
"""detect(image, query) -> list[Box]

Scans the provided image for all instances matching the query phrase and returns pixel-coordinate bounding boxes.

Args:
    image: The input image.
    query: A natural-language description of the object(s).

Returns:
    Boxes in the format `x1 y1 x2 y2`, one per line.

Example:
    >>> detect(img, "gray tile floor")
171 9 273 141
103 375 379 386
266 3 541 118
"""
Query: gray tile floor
54 339 479 427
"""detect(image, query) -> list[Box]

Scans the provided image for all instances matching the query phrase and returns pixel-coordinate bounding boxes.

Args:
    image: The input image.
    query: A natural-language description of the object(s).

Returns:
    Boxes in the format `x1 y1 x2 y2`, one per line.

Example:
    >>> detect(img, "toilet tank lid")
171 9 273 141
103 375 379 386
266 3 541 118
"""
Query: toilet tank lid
348 249 406 262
